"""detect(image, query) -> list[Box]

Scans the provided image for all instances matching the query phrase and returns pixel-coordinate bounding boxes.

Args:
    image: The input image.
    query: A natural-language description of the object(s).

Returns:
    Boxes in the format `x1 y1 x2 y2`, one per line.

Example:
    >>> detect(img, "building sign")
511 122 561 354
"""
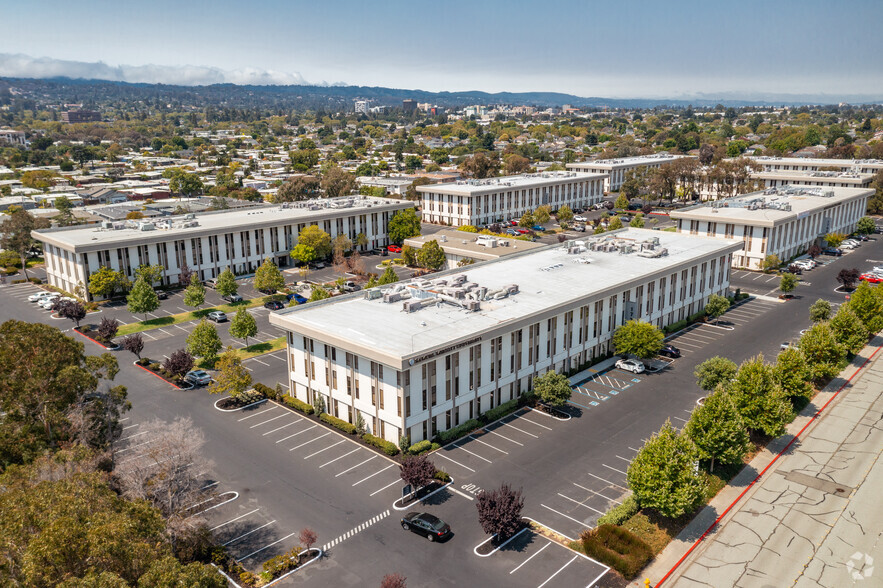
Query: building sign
408 336 482 365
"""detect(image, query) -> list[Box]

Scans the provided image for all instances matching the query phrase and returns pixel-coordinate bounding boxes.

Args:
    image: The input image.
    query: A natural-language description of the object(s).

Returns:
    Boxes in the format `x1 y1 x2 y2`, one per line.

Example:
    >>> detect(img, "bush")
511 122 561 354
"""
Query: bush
363 433 400 456
483 398 519 423
252 382 275 399
407 439 432 455
320 413 357 434
434 469 451 483
148 362 161 371
663 319 688 335
136 357 150 366
435 418 480 444
597 495 640 526
28 277 42 284
283 395 314 415
238 571 256 587
579 525 653 580
457 225 479 233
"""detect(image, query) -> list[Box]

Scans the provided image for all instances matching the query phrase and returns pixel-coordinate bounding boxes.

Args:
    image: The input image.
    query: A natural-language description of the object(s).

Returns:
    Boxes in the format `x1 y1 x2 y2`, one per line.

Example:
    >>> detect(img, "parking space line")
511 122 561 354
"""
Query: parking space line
573 483 621 504
304 439 344 459
336 455 376 477
468 435 508 454
263 419 302 436
275 424 316 443
222 520 276 546
122 423 138 430
671 340 701 349
602 463 628 476
627 446 640 453
117 439 153 453
288 432 331 451
510 541 551 574
436 452 476 473
537 555 579 588
237 407 278 422
451 442 492 463
486 429 524 446
120 431 148 441
557 493 604 515
320 448 360 468
369 479 401 496
615 455 631 464
540 504 586 527
352 464 395 486
210 508 260 531
249 414 288 428
672 416 688 423
499 421 538 438
517 416 553 431
237 531 298 561
249 358 270 367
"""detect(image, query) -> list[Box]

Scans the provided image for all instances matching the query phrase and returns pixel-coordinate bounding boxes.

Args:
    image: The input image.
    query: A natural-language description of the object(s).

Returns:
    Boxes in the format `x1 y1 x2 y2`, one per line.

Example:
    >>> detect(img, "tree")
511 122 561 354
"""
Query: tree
761 254 781 272
0 208 50 279
809 299 832 322
607 216 623 231
89 266 130 299
685 388 751 472
557 204 574 223
779 272 798 294
829 305 869 355
54 195 75 226
127 277 160 320
309 285 331 302
207 348 252 398
614 193 629 209
254 258 285 293
475 483 524 539
179 263 194 287
532 371 572 408
845 280 883 333
629 213 645 228
612 320 663 360
134 263 164 286
626 421 705 518
518 211 535 228
824 232 846 248
299 528 318 551
502 154 531 175
399 454 437 495
378 265 399 285
321 167 356 199
298 225 332 259
163 349 194 379
97 317 119 343
693 356 737 391
290 243 317 266
773 347 812 400
855 216 876 235
56 299 87 327
534 205 551 225
121 333 144 360
459 152 500 179
417 240 446 271
704 294 730 325
229 307 258 346
405 177 432 201
807 244 822 259
727 355 792 436
274 176 320 203
354 232 369 250
186 320 222 364
169 171 203 196
332 234 353 259
401 245 417 267
836 268 861 290
799 321 847 384
215 268 238 298
388 208 421 244
183 274 206 309
380 573 407 588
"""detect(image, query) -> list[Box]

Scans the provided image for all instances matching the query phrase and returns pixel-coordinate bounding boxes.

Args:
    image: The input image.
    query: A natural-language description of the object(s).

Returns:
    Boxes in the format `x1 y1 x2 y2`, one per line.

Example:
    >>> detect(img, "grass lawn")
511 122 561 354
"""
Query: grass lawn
196 336 286 368
117 296 273 336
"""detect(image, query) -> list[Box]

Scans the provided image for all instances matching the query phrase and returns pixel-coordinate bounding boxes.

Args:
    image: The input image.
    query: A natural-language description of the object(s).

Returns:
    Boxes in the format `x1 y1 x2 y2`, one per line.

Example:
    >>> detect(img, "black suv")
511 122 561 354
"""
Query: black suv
401 512 451 542
264 300 284 310
659 344 681 358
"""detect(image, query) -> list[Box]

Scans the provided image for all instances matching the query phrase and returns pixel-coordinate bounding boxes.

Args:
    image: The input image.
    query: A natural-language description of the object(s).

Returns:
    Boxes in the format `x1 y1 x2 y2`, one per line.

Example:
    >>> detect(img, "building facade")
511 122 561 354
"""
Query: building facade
62 110 102 124
751 170 874 190
567 153 685 192
33 196 414 298
270 229 742 445
417 171 605 227
671 185 872 270
403 229 545 270
0 128 27 146
748 156 883 175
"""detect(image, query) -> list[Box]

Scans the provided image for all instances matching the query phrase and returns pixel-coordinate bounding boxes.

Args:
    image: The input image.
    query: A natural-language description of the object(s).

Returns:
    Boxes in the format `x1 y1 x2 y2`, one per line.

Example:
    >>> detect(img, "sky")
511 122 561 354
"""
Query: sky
1 0 881 99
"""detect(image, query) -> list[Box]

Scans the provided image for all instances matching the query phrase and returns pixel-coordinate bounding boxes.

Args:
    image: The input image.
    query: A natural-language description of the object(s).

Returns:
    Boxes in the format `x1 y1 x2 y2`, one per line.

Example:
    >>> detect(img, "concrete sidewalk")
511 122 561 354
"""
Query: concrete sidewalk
634 334 883 587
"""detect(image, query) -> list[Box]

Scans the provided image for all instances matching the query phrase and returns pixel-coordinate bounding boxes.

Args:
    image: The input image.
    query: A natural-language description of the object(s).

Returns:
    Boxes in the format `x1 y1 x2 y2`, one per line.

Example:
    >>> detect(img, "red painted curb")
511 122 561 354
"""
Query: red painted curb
132 359 190 390
655 341 882 587
73 326 115 350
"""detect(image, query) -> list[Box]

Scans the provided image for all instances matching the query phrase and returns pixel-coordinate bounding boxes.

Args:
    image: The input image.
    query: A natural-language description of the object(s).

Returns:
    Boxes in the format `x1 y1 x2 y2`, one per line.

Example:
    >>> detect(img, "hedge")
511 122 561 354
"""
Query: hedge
435 419 480 444
252 382 275 399
578 525 653 580
434 470 451 483
320 413 357 434
597 495 639 526
407 440 432 455
363 433 399 456
482 398 519 423
283 395 314 415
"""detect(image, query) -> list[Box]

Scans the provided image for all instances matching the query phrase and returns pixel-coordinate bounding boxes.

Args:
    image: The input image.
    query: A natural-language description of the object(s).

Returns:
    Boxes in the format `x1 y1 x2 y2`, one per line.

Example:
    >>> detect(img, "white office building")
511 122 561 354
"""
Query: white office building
751 169 874 190
416 171 605 227
567 153 686 192
671 185 872 270
749 156 883 175
33 196 415 299
270 229 741 444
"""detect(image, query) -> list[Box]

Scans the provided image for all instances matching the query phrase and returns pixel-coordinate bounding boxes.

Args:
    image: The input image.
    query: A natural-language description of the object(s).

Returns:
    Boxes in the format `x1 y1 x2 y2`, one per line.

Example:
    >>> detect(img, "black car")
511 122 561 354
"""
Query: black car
659 344 681 358
401 512 451 542
264 300 284 310
156 290 169 300
822 247 843 257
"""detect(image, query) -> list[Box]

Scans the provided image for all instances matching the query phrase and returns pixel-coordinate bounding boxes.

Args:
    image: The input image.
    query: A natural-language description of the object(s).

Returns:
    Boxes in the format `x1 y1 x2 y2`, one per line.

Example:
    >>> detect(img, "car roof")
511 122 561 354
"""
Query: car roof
417 513 440 524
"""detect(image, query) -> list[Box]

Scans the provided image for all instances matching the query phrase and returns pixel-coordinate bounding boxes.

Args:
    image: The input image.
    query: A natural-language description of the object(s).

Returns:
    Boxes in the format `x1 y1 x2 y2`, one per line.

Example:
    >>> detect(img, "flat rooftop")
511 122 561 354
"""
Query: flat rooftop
567 153 684 169
671 185 873 227
403 229 546 260
33 195 413 251
749 156 883 169
415 171 605 196
271 228 741 362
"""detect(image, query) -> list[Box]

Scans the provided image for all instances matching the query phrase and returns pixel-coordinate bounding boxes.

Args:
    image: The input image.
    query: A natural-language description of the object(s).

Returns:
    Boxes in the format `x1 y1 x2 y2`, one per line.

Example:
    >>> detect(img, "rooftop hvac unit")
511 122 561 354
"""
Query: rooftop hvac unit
101 221 114 229
364 289 382 300
138 222 156 231
465 300 481 311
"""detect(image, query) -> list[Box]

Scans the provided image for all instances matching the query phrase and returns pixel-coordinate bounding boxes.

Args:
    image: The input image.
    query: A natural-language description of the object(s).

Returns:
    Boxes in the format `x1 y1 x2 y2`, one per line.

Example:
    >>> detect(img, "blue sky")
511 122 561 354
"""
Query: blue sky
1 0 881 98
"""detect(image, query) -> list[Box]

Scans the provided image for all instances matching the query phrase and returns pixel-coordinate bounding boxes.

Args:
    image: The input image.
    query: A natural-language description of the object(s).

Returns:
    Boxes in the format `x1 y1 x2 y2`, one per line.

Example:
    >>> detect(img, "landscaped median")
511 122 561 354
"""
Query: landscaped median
116 296 275 336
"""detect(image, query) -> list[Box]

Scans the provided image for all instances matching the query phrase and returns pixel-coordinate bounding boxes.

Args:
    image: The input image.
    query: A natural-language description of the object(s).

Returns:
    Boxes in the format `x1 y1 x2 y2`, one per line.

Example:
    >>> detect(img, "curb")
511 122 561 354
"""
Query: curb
392 477 454 511
210 548 323 588
214 396 268 412
473 526 529 557
73 327 120 350
529 406 571 421
132 360 192 390
523 516 611 580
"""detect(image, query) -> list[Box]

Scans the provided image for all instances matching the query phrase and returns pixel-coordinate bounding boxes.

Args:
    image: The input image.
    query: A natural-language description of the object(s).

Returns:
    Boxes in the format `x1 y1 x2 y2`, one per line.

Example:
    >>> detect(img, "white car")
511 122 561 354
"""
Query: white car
616 358 645 373
28 291 55 302
38 294 61 309
840 241 857 250
794 260 814 270
574 215 588 222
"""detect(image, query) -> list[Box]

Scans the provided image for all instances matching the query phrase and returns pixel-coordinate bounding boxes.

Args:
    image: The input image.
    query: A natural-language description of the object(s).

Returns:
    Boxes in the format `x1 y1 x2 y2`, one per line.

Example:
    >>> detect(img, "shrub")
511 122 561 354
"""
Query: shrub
579 525 653 580
28 277 42 284
663 319 688 334
597 495 639 526
483 398 519 423
238 571 256 587
283 395 314 415
435 419 480 444
252 382 275 399
136 357 150 366
148 362 161 371
457 225 479 233
363 433 400 456
407 439 432 455
320 413 357 434
434 469 451 483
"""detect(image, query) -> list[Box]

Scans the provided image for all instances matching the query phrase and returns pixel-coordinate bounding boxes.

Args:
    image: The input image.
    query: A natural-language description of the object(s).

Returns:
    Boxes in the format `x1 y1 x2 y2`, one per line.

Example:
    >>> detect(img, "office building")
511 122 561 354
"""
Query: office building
403 100 417 115
0 128 27 146
354 100 370 114
403 229 546 270
749 156 883 175
62 110 102 124
567 153 686 192
751 169 874 190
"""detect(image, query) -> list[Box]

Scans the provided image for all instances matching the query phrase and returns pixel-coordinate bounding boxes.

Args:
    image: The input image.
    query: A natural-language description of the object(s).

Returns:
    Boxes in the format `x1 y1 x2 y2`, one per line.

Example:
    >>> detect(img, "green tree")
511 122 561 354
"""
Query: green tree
845 280 883 333
627 421 705 518
127 277 160 320
762 254 781 272
855 216 876 235
401 244 417 267
321 166 356 198
773 347 812 400
685 388 751 472
829 305 869 355
534 205 551 225
169 171 203 196
207 348 252 399
54 195 75 226
518 211 535 228
88 266 130 299
704 294 730 325
134 263 164 286
298 225 332 258
354 232 369 250
290 243 317 266
254 258 284 294
532 371 572 408
779 272 798 294
615 193 629 209
214 268 238 298
186 320 222 364
694 356 737 391
135 556 226 587
629 213 645 228
728 355 792 436
612 320 663 360
798 322 846 384
378 266 399 285
557 205 574 223
388 208 421 244
274 175 320 202
229 307 258 346
824 232 846 248
416 240 446 271
309 285 330 302
183 273 206 309
809 299 832 322
607 216 623 230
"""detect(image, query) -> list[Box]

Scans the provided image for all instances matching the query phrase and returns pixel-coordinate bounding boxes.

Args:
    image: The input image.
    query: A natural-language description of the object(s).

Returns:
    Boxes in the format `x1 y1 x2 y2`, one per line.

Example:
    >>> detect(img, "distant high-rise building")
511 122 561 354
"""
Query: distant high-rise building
354 100 370 114
402 99 417 114
62 110 101 124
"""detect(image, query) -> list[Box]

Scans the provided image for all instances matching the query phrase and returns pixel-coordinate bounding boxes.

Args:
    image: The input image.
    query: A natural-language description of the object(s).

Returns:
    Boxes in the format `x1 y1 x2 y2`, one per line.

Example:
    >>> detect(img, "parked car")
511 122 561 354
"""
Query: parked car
794 259 815 270
780 342 795 352
787 264 802 275
659 344 681 358
516 228 530 234
264 300 284 310
840 241 857 250
38 293 61 309
509 220 519 226
574 215 588 222
531 224 545 232
627 203 643 211
286 292 308 304
506 228 519 236
615 358 645 373
28 291 55 302
372 247 388 257
388 245 402 253
222 293 243 303
185 370 212 386
851 234 870 242
156 290 169 300
341 281 361 293
204 278 217 289
207 311 227 322
573 224 586 232
860 273 883 284
822 247 843 256
400 512 451 542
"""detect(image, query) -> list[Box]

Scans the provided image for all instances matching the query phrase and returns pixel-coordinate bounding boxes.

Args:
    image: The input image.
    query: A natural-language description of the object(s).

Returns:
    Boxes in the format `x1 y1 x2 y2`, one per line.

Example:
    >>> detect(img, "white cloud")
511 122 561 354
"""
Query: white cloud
0 53 311 86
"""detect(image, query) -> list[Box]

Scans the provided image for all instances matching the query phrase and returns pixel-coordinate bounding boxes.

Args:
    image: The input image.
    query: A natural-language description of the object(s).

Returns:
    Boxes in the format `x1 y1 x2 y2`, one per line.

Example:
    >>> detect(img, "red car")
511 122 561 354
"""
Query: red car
510 220 519 226
516 228 530 234
860 273 883 284
388 245 402 253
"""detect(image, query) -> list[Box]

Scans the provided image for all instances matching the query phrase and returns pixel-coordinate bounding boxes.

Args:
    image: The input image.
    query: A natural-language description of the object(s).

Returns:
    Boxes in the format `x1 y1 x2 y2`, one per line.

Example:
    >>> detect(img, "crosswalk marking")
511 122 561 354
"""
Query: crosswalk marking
321 510 390 551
